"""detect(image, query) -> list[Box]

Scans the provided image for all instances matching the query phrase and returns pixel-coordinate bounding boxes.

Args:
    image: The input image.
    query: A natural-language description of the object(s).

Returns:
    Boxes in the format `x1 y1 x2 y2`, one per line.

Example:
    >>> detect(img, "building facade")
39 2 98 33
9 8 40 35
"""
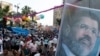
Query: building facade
0 1 13 12
53 7 63 26
53 0 65 26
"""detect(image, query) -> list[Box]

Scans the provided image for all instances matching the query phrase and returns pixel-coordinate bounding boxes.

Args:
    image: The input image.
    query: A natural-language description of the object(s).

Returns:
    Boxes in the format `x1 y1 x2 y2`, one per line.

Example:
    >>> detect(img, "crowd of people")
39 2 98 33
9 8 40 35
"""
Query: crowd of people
2 25 59 56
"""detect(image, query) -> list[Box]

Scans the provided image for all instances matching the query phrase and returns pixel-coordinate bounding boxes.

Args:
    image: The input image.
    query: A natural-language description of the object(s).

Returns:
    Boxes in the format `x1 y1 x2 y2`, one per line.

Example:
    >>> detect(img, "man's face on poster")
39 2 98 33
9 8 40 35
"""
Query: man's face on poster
67 17 98 56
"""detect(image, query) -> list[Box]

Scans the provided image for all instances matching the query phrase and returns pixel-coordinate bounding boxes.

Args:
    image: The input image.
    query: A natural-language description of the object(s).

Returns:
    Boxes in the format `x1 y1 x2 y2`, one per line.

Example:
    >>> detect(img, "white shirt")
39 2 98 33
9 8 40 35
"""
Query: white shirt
53 37 58 44
0 39 2 45
29 43 37 52
53 46 56 52
20 41 24 46
34 53 40 56
48 40 53 47
62 43 75 56
4 37 10 41
35 41 41 45
0 45 3 54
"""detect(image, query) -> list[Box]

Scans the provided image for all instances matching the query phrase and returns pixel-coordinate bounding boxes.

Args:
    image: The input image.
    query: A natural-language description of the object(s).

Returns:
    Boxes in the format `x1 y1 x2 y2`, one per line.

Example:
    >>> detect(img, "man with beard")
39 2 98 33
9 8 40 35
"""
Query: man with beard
55 8 100 56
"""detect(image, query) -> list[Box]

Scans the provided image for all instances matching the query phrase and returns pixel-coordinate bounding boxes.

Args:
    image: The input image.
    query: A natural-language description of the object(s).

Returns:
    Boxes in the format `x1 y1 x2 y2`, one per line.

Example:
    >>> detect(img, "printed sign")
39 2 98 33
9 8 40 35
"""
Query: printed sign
56 0 100 56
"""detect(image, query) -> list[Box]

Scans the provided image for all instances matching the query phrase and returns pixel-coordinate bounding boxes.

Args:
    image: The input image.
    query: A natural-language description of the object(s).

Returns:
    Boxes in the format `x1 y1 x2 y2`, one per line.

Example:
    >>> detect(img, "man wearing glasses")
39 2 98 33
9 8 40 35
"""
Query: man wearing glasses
56 9 100 56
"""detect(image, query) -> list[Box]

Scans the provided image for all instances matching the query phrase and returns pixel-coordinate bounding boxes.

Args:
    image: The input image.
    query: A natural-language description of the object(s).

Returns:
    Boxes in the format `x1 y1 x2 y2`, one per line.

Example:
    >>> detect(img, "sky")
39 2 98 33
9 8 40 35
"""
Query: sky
0 0 63 26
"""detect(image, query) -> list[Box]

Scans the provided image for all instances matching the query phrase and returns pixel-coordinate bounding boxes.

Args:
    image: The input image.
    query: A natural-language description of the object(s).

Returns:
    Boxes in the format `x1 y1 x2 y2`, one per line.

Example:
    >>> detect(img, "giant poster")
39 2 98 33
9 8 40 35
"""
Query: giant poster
55 0 100 56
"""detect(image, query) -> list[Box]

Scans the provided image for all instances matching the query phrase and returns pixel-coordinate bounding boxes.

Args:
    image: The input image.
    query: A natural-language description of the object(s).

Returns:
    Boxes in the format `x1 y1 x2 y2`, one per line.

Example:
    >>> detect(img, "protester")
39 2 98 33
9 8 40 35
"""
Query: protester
2 23 58 56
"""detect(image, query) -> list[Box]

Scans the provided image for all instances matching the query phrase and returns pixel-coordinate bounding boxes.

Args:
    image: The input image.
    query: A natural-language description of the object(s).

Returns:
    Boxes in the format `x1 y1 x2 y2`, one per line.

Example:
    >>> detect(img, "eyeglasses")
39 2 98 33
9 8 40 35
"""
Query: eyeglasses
74 23 98 36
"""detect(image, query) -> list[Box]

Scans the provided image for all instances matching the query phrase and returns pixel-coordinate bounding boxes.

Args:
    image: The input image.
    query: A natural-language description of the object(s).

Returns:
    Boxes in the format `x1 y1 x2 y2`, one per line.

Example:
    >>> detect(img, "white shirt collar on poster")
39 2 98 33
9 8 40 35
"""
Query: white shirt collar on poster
62 43 75 56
